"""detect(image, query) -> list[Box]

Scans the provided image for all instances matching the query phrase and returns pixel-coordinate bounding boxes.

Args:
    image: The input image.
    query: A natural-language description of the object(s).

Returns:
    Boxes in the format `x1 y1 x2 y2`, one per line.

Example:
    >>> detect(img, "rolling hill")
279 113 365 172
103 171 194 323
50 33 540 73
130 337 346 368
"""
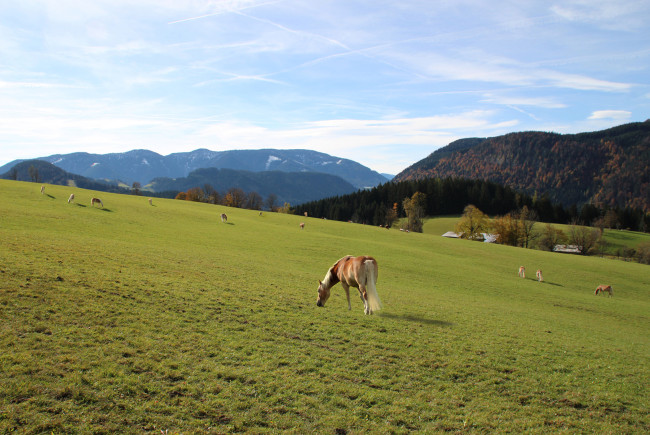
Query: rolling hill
394 121 650 211
0 160 127 193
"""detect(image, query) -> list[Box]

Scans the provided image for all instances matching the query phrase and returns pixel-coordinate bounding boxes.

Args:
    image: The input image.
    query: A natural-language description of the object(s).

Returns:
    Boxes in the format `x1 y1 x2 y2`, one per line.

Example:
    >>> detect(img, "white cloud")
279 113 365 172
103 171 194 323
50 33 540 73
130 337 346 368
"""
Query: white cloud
481 94 567 109
588 110 632 121
550 0 649 31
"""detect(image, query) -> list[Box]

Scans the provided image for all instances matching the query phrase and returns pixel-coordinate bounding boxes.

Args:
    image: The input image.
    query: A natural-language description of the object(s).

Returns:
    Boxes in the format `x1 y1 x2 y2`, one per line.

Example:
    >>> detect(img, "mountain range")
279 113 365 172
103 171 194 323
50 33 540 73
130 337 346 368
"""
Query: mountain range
394 120 650 211
0 148 388 190
0 160 359 206
3 121 648 211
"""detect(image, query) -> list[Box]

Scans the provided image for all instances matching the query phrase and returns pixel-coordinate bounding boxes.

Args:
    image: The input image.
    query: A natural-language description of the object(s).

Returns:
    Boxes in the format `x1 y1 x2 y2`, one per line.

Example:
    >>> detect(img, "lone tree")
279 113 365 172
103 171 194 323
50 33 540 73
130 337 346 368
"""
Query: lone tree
455 204 489 240
402 192 426 232
569 221 602 255
518 205 538 248
538 223 566 251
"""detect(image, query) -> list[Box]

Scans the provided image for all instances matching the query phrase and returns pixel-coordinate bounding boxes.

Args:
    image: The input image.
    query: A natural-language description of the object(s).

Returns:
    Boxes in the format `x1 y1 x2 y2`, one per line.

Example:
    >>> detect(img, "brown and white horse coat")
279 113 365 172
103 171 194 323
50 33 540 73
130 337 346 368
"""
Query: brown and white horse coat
317 255 381 315
594 285 613 297
536 269 543 282
518 266 525 278
91 197 103 208
220 213 227 223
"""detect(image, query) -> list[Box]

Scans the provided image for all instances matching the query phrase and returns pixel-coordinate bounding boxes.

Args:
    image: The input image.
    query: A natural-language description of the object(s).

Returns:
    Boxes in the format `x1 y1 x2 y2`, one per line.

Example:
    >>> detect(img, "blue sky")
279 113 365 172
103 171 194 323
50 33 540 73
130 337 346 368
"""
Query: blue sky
1 0 648 174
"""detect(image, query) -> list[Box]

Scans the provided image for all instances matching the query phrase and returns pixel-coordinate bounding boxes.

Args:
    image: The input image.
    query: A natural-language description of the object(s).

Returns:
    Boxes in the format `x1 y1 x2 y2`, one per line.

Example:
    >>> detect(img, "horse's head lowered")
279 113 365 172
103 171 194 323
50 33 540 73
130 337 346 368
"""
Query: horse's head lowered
316 280 330 307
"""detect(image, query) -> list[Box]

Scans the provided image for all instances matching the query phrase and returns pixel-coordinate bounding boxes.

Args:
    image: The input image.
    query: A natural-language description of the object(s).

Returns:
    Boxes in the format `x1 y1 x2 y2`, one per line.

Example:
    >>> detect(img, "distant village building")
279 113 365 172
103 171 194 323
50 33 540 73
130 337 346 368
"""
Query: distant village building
482 233 497 243
553 244 582 254
441 231 496 243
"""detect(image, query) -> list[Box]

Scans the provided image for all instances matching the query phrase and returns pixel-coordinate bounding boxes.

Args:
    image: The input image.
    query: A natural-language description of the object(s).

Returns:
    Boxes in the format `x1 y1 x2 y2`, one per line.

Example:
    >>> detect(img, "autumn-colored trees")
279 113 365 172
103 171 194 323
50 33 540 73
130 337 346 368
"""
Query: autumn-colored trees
455 205 489 240
174 185 268 211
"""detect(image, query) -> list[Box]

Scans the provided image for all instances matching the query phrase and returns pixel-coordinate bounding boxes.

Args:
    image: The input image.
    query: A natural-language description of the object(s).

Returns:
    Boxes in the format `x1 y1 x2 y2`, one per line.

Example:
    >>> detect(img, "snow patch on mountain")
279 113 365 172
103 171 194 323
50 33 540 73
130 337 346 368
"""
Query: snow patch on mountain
266 155 281 170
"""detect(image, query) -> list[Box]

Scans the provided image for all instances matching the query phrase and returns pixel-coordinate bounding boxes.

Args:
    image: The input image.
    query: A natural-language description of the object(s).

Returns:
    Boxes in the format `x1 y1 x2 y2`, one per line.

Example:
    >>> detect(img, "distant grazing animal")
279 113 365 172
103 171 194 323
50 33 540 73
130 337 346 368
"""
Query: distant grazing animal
518 266 526 278
220 213 227 223
67 193 75 204
304 212 308 217
148 198 153 206
259 211 263 216
317 255 381 315
91 197 104 208
40 185 45 194
536 269 544 282
594 285 613 297
300 222 305 230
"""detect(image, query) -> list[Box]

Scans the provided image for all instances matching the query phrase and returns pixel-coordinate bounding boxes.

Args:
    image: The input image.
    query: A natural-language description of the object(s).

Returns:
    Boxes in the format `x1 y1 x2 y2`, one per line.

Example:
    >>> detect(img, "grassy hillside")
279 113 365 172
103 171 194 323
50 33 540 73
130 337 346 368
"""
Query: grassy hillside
1 180 648 433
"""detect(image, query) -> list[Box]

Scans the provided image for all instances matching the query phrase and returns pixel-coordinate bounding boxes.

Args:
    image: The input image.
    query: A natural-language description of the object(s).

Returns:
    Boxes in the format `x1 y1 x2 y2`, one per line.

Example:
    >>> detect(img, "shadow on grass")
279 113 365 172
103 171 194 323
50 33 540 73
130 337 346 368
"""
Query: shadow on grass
46 194 55 199
528 278 563 287
378 312 453 327
74 203 87 208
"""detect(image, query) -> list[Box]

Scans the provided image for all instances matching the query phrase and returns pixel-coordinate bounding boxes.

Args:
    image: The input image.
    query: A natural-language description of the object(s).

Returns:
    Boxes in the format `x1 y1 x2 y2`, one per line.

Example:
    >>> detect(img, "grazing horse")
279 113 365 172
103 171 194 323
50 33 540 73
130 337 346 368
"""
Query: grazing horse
300 222 305 230
220 213 227 223
67 193 75 204
148 198 153 206
518 266 526 278
40 185 45 194
536 269 544 282
594 285 613 297
317 255 381 315
91 197 104 208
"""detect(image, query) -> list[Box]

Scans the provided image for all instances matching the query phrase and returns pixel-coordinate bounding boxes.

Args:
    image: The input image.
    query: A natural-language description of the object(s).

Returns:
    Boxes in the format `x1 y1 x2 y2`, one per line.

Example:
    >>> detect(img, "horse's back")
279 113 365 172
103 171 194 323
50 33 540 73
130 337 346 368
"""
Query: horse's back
337 255 377 285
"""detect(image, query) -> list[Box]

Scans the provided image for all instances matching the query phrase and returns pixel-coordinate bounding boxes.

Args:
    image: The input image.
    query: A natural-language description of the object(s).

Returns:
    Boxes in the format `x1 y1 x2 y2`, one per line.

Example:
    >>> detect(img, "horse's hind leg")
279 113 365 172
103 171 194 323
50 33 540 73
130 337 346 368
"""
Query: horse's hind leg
359 285 371 314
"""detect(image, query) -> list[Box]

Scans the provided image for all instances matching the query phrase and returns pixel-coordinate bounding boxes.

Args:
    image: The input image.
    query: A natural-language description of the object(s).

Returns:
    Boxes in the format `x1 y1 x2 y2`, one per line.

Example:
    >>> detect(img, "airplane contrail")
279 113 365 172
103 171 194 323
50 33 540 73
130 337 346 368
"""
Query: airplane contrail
168 0 285 25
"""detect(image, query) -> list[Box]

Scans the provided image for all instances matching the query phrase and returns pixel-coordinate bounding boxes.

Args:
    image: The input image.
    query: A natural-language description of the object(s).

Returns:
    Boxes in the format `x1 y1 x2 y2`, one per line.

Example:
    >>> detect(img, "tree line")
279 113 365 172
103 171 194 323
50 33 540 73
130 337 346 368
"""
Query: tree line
293 177 650 233
172 184 290 212
454 204 650 264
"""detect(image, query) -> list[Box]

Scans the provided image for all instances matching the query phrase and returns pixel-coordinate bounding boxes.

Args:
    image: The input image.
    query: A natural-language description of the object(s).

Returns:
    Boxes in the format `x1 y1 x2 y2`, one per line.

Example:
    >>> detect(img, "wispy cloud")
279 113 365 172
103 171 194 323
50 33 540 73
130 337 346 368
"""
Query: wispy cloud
0 0 647 174
168 0 285 25
588 110 632 121
550 0 649 30
481 94 567 109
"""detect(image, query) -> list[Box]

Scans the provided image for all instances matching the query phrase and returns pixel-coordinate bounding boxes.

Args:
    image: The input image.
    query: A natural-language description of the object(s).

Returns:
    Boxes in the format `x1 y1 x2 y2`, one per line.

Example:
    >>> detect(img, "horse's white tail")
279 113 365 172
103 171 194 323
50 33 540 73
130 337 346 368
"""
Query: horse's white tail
364 259 382 312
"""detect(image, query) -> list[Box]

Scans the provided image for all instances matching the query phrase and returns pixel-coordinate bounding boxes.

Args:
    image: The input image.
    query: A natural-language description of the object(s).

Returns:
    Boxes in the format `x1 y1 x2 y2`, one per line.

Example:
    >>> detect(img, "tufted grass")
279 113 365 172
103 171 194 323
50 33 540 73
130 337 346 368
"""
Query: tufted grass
1 180 648 433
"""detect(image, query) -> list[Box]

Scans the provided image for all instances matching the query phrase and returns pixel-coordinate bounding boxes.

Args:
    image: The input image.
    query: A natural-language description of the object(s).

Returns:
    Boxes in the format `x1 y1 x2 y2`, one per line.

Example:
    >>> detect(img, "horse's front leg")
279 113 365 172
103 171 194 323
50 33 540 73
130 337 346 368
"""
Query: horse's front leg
341 282 351 310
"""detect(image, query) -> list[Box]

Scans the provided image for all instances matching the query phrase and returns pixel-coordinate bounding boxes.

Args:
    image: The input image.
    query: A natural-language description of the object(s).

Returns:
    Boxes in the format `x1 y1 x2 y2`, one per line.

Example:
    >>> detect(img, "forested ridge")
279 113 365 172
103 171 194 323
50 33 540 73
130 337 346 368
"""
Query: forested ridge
394 120 650 211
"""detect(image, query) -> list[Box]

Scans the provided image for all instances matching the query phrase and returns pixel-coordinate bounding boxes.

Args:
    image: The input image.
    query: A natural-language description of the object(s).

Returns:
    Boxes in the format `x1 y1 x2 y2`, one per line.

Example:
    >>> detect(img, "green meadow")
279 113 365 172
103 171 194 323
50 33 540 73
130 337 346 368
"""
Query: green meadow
1 180 648 434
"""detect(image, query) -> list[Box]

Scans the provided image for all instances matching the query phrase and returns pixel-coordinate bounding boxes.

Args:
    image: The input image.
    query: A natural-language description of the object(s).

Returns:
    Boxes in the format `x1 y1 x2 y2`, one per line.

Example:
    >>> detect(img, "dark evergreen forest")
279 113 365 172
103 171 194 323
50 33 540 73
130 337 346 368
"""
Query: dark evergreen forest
293 177 649 232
